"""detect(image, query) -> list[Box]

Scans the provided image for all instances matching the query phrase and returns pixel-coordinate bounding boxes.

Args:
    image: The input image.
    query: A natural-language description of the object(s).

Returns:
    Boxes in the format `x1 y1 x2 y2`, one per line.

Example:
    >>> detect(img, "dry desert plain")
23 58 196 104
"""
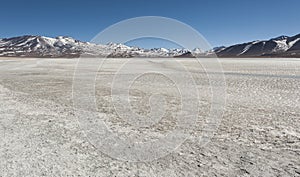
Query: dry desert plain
0 57 299 176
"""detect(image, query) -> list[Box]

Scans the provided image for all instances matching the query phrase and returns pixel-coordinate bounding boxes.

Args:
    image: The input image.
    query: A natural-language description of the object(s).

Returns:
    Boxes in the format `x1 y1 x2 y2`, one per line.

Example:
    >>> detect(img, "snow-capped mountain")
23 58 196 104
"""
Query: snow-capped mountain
1 34 300 58
0 35 195 58
215 34 300 57
0 35 83 57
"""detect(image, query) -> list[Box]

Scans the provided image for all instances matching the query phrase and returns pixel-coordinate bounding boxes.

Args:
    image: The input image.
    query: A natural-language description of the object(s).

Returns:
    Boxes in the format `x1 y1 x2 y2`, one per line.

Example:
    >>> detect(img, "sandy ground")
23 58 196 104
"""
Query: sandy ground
0 57 299 176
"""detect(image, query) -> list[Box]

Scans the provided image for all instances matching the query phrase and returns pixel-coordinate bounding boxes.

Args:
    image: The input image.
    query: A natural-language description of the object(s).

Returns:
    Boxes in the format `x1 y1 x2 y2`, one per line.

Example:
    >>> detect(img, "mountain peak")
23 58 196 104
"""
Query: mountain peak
271 35 289 41
192 48 202 54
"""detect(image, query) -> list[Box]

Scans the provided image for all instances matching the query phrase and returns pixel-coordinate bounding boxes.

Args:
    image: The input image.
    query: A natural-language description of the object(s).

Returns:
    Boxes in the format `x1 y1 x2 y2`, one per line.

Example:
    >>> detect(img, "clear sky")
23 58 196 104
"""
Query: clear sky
1 0 299 48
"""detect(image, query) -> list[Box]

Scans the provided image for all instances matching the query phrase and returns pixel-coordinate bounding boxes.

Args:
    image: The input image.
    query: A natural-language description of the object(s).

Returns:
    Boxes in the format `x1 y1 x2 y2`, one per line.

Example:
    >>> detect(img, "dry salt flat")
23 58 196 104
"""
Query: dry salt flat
0 57 299 176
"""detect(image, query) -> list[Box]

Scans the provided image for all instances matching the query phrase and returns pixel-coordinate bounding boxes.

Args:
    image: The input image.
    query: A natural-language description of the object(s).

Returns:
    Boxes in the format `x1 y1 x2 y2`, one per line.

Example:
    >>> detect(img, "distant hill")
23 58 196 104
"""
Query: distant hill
0 35 191 58
215 34 300 58
1 34 300 58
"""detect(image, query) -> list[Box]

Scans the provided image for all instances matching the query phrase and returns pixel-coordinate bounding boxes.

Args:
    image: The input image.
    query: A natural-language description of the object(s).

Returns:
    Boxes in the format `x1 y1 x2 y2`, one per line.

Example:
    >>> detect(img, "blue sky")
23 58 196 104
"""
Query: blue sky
1 0 299 48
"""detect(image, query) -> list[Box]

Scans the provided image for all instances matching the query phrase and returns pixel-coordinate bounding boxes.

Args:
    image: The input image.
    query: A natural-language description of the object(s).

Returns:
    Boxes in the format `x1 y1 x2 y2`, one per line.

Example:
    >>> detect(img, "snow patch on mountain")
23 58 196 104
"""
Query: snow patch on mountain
288 38 300 47
273 39 289 52
238 43 253 56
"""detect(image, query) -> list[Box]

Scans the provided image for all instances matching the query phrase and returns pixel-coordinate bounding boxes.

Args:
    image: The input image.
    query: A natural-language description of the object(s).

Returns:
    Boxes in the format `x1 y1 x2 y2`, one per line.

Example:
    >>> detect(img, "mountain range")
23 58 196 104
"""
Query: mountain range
215 34 300 57
0 34 300 58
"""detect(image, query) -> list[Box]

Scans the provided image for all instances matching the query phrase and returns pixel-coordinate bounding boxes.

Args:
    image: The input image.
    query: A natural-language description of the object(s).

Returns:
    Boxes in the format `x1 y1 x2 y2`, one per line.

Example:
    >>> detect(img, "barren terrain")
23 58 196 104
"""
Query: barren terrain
0 58 299 176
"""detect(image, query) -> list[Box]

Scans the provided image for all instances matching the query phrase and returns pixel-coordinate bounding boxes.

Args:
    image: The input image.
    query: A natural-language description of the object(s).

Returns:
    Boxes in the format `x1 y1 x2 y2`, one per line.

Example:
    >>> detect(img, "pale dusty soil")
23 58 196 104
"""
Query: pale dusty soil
0 58 299 176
